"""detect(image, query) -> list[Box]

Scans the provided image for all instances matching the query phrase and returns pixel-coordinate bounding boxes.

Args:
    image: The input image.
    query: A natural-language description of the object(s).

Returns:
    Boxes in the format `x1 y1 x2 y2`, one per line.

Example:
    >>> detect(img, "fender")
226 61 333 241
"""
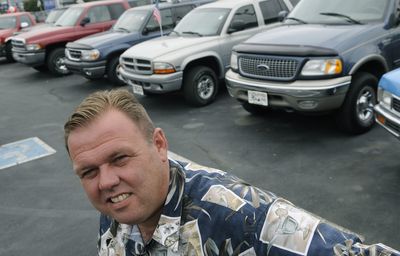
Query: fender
349 54 389 75
181 50 224 79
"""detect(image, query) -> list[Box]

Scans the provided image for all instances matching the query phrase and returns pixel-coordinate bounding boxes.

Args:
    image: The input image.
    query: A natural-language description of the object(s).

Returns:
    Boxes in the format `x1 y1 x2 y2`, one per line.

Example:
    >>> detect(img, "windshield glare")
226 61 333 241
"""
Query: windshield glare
0 17 17 29
55 7 84 27
174 8 230 36
46 9 66 24
287 0 389 24
113 9 149 32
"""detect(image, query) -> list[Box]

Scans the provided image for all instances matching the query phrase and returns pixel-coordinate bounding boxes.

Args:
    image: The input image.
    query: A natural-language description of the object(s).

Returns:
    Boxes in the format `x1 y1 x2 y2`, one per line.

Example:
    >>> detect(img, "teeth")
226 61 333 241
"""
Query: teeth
110 193 130 203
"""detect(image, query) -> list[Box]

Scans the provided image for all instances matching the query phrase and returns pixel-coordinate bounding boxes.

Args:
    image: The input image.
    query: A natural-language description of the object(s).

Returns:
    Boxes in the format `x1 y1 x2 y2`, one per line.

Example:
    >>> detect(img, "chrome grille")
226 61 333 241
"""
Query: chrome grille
66 49 82 61
11 38 25 51
392 97 400 113
238 54 300 81
121 57 152 75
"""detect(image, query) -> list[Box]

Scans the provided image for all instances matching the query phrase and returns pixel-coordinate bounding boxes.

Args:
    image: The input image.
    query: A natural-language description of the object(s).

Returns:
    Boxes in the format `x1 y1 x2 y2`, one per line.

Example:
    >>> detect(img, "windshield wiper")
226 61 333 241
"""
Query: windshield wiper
285 17 307 24
319 12 363 24
181 31 203 37
115 27 130 33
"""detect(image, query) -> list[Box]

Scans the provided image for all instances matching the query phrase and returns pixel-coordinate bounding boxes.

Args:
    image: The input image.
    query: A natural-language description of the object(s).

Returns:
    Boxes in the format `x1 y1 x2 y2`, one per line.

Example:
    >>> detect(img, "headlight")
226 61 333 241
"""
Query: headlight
80 49 100 61
153 62 175 74
381 90 392 107
230 51 238 71
301 58 342 76
26 44 43 51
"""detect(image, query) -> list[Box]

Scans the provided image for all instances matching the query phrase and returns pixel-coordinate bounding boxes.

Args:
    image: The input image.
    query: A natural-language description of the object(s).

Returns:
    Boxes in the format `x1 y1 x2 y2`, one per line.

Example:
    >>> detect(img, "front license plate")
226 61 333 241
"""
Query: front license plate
131 84 144 96
248 90 268 106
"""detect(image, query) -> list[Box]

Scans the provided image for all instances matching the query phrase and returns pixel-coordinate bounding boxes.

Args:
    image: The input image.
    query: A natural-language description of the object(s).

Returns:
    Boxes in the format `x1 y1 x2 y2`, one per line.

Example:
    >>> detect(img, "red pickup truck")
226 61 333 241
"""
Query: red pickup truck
0 12 36 62
11 0 130 76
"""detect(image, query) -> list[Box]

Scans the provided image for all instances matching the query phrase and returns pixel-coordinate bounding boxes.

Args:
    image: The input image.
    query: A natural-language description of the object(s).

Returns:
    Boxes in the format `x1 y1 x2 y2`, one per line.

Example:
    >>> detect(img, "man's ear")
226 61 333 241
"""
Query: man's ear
152 128 168 162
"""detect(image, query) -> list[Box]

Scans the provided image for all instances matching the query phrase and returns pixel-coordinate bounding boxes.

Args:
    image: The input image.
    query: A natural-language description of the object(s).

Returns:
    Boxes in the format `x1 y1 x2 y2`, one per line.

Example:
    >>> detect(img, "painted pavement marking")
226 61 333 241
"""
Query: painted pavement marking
0 137 56 170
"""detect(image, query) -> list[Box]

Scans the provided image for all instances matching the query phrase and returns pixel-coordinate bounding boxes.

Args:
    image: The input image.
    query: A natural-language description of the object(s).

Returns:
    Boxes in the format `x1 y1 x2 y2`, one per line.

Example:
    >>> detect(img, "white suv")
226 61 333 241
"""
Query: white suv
119 0 297 106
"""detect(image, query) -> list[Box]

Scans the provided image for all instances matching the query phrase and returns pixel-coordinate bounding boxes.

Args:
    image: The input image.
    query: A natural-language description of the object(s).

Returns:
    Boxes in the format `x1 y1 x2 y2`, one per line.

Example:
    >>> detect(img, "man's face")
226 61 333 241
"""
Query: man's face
67 109 169 225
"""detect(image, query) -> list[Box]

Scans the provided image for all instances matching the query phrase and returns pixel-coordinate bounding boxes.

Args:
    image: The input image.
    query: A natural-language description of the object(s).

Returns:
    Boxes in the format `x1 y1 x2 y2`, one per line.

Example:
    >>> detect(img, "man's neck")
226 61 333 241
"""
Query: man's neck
138 207 164 243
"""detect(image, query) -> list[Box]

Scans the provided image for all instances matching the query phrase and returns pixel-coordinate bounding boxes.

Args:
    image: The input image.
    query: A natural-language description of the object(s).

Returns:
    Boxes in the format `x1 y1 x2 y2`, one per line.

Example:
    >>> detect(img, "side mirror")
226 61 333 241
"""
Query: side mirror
142 27 149 35
20 22 29 29
278 11 289 22
228 20 246 34
80 17 90 26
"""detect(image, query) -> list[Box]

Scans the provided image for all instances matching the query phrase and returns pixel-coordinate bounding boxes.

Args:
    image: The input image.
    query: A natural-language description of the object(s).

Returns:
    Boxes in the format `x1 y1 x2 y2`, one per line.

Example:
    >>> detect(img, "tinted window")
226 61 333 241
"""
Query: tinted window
20 15 33 26
145 8 174 32
259 0 287 24
108 3 125 19
230 4 258 30
86 6 111 23
173 5 194 22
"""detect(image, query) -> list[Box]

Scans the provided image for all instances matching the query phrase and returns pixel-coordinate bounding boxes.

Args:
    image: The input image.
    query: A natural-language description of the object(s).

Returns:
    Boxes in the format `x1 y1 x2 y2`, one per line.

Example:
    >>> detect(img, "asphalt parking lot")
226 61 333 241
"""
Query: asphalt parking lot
0 59 399 255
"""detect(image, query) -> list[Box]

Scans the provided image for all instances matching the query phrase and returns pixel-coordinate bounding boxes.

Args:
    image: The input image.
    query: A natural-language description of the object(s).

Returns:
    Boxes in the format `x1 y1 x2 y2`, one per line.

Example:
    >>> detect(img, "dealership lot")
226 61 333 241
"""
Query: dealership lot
0 59 399 255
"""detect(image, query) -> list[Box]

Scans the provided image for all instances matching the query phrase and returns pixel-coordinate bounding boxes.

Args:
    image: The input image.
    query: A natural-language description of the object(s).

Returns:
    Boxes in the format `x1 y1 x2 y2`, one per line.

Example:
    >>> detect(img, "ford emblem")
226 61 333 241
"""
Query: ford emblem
257 64 270 71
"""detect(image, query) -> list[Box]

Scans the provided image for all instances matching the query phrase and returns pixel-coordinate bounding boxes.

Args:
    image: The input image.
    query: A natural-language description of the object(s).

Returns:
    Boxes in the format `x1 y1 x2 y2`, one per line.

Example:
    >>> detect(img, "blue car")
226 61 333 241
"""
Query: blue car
374 68 400 139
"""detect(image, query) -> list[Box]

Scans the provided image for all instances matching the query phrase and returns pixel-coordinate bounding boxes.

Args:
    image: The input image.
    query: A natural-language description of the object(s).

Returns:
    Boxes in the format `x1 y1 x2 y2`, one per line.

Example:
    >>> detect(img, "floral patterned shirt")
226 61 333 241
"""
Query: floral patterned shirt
97 159 400 256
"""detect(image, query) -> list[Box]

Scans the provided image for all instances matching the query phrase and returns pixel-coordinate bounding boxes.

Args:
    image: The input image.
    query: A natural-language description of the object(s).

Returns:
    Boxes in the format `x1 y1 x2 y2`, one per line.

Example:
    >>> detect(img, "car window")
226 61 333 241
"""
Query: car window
259 0 288 24
174 8 230 36
173 5 194 23
144 8 174 32
86 5 111 23
108 3 125 20
230 4 258 30
20 15 33 26
0 16 16 29
55 6 84 26
113 9 149 32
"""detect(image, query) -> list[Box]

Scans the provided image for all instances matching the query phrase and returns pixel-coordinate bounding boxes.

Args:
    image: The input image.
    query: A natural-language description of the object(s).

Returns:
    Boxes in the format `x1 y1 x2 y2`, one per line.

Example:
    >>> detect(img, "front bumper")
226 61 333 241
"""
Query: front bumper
225 69 351 112
374 104 400 139
65 59 107 78
119 67 183 94
12 50 45 66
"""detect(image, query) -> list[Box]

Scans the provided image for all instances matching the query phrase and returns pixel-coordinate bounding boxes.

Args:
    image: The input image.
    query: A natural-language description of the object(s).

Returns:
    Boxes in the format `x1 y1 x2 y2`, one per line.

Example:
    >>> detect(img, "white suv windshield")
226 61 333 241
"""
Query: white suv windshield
55 7 84 27
113 9 149 32
0 16 16 29
174 8 230 36
287 0 389 24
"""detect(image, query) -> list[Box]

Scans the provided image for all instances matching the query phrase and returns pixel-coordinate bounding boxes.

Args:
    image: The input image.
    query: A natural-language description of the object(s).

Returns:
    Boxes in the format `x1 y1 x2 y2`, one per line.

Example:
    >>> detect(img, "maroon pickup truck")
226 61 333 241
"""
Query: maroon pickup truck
0 12 36 62
11 0 130 76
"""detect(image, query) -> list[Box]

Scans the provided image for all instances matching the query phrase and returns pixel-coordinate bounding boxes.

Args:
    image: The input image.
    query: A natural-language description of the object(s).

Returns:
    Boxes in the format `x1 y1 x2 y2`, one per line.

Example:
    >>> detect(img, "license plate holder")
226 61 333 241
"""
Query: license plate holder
248 90 268 106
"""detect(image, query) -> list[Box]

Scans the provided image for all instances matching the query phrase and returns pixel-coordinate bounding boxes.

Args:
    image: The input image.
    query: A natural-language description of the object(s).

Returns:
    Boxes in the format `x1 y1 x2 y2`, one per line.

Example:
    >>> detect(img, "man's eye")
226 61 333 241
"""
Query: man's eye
81 169 97 179
114 155 128 165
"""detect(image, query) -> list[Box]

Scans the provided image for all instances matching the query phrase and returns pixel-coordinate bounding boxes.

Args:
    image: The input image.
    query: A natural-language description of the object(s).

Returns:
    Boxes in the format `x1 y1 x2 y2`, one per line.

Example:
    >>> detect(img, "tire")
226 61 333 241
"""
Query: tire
5 42 15 63
46 47 71 76
241 102 269 115
107 56 125 86
183 66 218 106
336 72 377 134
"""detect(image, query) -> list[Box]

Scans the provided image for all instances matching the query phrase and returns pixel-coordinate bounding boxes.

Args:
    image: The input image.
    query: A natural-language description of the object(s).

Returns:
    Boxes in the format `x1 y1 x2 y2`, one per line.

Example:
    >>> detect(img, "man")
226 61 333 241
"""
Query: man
65 89 399 255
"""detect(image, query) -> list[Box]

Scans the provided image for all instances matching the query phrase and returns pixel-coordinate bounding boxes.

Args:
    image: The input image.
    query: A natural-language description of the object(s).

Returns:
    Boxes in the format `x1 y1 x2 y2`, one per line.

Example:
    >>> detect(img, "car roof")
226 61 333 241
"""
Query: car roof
130 0 212 11
197 0 262 9
72 0 127 8
0 12 33 18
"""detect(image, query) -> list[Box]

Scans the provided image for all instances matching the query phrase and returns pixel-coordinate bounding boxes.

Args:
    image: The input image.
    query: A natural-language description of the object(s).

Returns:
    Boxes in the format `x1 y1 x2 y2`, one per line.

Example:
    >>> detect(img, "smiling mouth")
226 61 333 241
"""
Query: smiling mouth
109 193 132 203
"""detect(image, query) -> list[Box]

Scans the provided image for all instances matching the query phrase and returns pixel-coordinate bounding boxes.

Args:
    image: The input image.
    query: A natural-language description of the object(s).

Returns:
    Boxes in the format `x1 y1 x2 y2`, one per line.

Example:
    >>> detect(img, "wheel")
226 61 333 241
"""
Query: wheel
107 56 125 86
241 102 269 115
183 66 218 106
5 42 15 62
33 65 48 72
46 47 71 76
336 72 377 134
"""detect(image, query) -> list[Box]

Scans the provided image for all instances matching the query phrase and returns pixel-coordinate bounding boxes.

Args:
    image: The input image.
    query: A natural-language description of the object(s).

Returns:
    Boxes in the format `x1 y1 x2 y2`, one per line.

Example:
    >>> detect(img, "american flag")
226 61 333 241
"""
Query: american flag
152 1 161 25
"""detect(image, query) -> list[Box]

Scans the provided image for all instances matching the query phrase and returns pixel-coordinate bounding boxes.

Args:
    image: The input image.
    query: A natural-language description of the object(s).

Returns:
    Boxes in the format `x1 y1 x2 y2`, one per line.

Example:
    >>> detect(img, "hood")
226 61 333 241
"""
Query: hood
73 30 139 49
245 24 381 52
123 35 217 59
379 69 400 96
0 28 15 41
13 26 74 43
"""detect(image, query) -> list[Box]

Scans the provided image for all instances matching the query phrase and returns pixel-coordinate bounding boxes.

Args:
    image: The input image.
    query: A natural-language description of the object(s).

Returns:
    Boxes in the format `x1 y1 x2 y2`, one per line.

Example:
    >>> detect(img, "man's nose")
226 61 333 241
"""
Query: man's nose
98 165 120 190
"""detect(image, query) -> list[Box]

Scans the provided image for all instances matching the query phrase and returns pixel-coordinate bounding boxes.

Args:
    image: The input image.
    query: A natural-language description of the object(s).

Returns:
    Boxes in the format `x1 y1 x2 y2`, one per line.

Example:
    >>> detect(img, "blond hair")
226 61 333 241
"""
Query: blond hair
64 89 155 153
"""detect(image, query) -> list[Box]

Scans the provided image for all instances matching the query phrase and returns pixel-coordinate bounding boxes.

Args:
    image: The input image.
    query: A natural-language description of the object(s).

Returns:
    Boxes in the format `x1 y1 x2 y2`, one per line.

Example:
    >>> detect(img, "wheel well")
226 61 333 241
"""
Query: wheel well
184 57 221 78
45 43 67 59
351 60 387 81
106 51 124 71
